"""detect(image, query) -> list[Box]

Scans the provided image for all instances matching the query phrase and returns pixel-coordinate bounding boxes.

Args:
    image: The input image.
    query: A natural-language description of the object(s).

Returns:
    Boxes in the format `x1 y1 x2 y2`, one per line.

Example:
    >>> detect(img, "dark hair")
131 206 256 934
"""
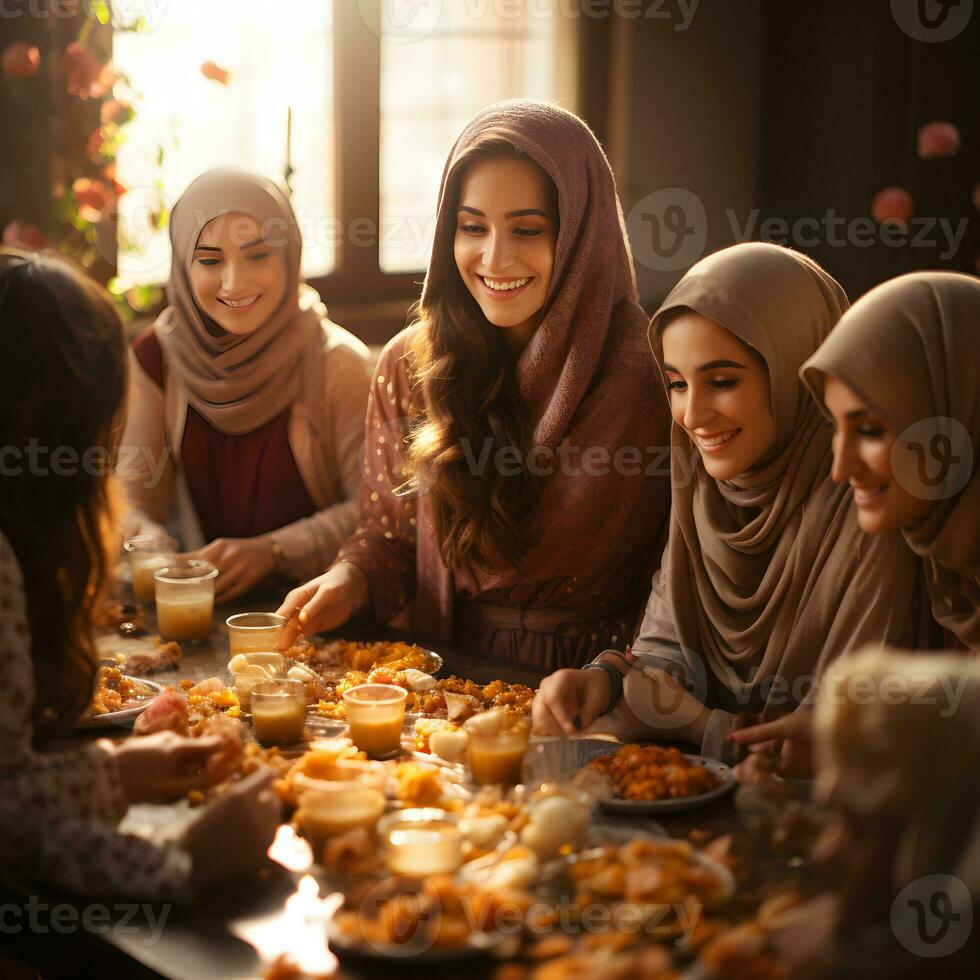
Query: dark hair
0 252 127 738
406 139 559 573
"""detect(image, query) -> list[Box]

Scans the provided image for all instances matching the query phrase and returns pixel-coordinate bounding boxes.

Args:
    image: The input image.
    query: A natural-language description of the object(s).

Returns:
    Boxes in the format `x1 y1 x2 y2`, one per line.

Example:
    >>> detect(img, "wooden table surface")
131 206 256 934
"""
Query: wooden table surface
4 591 760 980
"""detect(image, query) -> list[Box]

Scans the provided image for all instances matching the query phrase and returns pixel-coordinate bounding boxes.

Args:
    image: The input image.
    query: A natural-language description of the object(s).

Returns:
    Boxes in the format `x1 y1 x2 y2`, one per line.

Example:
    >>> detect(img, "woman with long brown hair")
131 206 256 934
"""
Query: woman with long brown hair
0 250 278 897
279 100 672 672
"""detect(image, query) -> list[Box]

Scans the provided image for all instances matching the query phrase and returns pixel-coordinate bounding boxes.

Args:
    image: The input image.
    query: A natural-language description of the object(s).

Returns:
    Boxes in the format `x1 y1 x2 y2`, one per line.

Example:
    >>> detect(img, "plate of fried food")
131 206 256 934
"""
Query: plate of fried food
76 665 164 729
585 743 735 814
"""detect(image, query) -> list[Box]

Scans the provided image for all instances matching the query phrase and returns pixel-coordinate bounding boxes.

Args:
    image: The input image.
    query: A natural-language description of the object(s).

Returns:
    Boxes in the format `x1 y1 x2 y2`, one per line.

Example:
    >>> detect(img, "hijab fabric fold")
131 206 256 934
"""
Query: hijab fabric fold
802 272 980 649
649 243 887 705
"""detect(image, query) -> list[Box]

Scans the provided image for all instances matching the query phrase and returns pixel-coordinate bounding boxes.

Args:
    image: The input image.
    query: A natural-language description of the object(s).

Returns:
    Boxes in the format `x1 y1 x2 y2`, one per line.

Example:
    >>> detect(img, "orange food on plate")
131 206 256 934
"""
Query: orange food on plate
587 744 720 801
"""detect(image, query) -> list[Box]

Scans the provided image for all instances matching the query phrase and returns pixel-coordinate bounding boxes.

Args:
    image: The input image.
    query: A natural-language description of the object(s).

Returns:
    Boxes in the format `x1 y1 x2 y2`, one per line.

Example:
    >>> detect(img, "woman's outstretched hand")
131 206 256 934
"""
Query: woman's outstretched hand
275 561 370 649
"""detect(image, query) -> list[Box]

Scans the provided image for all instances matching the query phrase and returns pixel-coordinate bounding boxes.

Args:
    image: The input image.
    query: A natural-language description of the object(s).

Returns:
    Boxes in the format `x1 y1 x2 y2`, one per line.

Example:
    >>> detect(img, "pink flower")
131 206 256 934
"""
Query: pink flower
917 121 961 160
2 221 49 251
200 61 231 85
2 42 40 79
871 186 914 225
72 178 120 223
100 99 133 126
63 42 115 99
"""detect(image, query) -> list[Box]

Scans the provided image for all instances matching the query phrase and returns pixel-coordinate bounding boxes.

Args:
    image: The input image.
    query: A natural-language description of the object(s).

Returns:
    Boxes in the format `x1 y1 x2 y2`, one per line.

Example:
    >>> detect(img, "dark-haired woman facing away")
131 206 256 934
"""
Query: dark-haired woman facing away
0 250 278 897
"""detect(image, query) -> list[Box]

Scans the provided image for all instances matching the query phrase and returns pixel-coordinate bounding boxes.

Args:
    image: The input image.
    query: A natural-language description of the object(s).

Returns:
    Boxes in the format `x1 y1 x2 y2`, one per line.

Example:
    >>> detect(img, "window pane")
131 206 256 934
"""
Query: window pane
379 3 576 273
113 0 334 286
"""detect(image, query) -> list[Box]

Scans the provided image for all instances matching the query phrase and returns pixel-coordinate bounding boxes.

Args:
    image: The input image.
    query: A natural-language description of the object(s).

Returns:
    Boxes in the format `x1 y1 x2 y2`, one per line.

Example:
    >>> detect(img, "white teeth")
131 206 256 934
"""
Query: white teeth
699 430 739 448
482 277 529 292
218 294 259 308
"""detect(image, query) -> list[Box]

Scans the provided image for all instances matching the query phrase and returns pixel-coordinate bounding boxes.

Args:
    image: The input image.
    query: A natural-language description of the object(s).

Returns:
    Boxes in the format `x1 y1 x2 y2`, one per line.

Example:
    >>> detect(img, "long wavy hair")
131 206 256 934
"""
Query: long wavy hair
0 253 127 740
406 140 559 574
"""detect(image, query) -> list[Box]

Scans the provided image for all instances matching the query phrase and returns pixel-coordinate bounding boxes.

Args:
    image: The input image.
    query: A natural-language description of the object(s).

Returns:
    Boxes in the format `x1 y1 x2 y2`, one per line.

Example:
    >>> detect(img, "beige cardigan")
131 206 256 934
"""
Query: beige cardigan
117 320 373 582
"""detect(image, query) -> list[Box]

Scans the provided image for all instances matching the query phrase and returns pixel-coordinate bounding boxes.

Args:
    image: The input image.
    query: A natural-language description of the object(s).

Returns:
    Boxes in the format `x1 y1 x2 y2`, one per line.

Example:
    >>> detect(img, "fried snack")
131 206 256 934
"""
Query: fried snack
393 761 446 806
336 874 530 952
412 717 460 753
570 838 731 911
180 677 242 720
90 666 142 714
419 677 535 721
306 639 432 673
587 744 720 801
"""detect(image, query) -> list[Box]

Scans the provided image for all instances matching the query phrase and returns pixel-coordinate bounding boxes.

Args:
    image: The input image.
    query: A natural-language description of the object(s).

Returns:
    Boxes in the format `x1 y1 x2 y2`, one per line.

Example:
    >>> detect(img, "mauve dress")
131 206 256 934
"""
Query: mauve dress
337 328 671 674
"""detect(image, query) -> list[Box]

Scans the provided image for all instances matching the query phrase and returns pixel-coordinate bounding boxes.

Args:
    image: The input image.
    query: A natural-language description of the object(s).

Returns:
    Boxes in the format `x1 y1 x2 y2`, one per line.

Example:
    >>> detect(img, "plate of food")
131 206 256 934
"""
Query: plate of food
327 873 517 963
298 638 444 677
76 666 164 729
587 743 735 814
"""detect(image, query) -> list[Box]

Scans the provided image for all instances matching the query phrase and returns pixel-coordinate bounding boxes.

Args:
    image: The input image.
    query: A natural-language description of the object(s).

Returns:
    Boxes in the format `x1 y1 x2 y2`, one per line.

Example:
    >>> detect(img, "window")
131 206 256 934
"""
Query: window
113 0 579 340
113 0 334 284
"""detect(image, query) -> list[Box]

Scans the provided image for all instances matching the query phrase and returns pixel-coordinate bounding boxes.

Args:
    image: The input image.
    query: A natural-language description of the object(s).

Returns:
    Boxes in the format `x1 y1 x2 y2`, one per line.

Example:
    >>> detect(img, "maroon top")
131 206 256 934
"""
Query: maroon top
132 327 316 541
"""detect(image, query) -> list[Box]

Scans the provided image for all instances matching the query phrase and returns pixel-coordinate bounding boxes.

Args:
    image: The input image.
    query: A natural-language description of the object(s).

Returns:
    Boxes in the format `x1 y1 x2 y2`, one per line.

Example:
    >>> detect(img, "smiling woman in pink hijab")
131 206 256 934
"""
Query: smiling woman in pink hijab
278 100 672 672
119 169 372 601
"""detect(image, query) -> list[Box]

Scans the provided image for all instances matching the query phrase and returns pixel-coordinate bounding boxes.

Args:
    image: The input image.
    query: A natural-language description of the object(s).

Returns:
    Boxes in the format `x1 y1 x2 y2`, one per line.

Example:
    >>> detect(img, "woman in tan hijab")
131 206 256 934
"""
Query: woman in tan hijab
119 169 372 601
534 244 934 756
802 272 979 651
278 100 672 673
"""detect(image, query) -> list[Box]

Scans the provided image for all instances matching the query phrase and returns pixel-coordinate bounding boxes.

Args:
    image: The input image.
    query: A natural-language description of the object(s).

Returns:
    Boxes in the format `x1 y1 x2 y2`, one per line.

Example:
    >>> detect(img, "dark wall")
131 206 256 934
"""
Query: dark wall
621 0 979 310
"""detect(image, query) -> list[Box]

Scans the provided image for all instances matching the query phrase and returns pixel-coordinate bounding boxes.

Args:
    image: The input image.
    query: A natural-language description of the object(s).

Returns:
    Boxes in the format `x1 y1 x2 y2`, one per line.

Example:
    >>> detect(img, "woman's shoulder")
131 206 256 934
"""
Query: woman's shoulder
320 319 372 367
132 324 165 388
375 322 425 382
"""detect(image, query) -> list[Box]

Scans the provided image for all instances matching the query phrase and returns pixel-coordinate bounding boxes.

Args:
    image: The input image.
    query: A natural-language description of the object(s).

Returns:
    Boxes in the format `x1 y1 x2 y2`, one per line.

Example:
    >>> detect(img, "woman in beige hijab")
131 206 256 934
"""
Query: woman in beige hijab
802 272 979 651
119 169 372 601
534 244 934 757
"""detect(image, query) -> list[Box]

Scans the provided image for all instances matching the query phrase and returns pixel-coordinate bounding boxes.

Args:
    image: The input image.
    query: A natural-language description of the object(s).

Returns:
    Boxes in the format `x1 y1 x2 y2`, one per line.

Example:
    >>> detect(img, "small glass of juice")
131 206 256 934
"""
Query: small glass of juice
379 808 463 875
153 560 218 642
251 678 308 746
226 612 287 657
124 533 178 603
464 709 531 786
342 683 408 758
295 783 386 854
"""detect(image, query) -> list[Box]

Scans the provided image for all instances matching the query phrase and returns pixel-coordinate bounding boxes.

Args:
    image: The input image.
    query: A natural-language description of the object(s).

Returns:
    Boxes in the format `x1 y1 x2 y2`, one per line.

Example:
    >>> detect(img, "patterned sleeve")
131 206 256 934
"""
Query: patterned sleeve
0 533 192 898
336 330 419 625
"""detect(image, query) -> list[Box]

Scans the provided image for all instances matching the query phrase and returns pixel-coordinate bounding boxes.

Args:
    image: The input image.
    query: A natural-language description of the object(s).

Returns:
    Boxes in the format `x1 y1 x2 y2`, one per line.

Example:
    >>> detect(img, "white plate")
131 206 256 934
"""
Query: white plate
596 753 736 814
526 737 736 814
76 676 164 730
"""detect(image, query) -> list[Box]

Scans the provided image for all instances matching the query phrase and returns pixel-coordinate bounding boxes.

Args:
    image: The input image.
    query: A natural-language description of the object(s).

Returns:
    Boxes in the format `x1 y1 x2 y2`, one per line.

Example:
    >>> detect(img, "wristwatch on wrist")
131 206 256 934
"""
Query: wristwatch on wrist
582 659 624 715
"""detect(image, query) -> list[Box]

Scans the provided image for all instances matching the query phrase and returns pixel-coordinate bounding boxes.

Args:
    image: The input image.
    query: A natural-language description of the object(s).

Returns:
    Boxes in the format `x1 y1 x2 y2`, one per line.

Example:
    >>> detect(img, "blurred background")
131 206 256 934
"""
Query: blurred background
1 0 977 343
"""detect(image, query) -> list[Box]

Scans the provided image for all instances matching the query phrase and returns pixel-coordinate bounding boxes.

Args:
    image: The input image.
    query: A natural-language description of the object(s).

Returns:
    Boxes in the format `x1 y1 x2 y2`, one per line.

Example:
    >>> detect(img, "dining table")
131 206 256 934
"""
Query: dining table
0 590 816 980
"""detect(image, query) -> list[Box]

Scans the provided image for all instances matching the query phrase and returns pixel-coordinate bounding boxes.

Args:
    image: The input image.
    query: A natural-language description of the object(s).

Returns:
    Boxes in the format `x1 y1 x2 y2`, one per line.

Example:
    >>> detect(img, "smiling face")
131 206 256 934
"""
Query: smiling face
822 376 934 533
187 211 288 335
453 155 557 351
661 312 777 480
